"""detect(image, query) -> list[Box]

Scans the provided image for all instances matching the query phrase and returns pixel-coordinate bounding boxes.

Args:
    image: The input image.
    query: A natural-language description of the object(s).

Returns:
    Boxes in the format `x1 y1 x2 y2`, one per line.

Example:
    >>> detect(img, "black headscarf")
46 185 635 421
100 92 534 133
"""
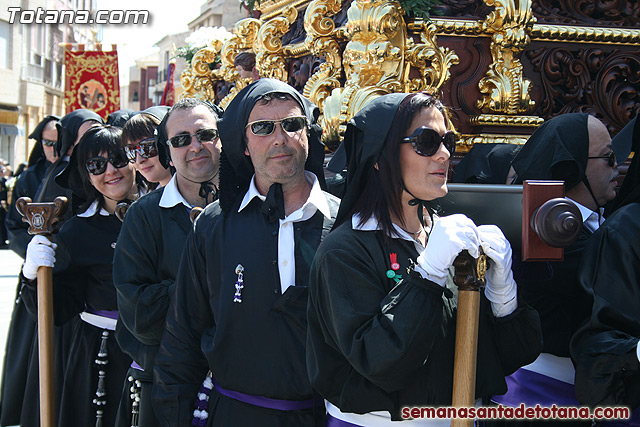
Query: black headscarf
333 93 408 228
511 113 591 191
452 143 522 184
107 109 134 128
55 109 104 157
217 78 326 219
27 115 60 167
606 115 640 214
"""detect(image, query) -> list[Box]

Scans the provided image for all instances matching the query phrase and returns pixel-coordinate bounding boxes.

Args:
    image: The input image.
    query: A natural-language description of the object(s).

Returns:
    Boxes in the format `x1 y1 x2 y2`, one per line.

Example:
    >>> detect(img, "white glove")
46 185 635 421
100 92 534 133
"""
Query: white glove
477 225 517 317
416 214 480 286
636 341 640 363
22 235 57 281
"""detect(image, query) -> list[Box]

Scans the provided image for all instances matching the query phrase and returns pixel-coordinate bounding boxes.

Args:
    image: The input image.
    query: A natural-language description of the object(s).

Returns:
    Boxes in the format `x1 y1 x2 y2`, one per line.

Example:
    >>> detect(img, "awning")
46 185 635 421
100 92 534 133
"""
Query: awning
0 124 25 136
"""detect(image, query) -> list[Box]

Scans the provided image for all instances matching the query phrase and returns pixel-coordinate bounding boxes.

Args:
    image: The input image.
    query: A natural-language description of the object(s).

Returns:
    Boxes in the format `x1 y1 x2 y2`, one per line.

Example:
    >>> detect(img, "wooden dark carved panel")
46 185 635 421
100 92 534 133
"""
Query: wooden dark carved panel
439 35 492 135
532 0 640 27
433 0 494 20
524 43 640 136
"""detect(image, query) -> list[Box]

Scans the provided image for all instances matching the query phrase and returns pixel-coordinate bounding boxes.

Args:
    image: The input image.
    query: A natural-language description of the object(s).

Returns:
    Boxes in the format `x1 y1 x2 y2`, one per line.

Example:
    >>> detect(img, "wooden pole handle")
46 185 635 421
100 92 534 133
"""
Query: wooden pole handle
451 249 486 427
451 290 480 427
36 264 56 427
16 196 67 427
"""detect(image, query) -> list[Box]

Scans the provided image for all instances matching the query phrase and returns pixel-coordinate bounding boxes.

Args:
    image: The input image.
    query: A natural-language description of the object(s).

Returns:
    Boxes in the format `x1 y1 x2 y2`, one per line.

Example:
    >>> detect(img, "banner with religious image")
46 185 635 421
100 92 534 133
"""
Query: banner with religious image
64 49 120 119
161 62 175 106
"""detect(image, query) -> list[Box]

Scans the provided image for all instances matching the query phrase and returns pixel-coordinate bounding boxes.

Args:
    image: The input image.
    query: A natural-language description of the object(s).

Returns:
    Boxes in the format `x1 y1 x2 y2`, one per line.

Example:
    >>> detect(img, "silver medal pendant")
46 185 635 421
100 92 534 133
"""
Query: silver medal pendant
233 264 244 303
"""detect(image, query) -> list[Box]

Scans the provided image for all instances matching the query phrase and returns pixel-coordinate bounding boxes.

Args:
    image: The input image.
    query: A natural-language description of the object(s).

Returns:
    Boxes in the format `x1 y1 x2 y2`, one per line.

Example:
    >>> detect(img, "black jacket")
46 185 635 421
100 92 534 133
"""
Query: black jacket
153 191 339 426
307 221 543 420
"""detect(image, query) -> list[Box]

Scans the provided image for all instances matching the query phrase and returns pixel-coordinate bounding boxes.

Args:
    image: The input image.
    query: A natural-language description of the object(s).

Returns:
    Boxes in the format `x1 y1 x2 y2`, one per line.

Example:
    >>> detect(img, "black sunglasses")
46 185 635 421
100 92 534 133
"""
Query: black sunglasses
402 127 456 157
167 128 219 148
245 116 307 136
42 139 57 147
85 150 129 176
588 151 616 168
124 137 158 162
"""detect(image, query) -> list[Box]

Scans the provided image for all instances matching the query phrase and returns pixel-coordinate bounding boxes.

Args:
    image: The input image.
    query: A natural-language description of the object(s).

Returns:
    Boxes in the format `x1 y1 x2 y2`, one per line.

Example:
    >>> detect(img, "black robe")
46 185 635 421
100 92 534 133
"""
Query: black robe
570 203 640 410
0 158 49 427
306 221 542 420
514 225 594 357
21 209 131 427
153 193 339 427
112 186 192 427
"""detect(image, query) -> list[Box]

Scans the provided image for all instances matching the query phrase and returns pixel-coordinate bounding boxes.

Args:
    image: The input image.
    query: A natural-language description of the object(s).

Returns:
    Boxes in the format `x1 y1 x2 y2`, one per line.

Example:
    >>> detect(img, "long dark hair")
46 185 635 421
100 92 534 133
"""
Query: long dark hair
351 92 448 238
75 125 133 212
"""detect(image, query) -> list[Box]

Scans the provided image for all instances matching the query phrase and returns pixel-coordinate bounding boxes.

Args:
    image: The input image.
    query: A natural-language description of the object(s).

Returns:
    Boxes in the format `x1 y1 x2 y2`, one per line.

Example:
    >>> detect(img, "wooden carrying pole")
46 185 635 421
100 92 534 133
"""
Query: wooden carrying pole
451 250 487 427
16 196 68 427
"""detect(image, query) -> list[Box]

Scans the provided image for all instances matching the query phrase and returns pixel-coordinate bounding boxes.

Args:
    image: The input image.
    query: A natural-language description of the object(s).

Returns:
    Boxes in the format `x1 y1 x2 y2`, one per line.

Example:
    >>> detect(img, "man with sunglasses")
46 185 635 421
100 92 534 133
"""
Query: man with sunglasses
491 113 619 425
112 100 221 427
153 79 338 426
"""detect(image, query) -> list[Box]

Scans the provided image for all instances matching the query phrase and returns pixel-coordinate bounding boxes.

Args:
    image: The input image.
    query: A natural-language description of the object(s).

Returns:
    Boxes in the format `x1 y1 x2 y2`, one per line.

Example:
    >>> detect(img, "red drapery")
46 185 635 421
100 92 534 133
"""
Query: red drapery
161 62 175 106
64 49 120 119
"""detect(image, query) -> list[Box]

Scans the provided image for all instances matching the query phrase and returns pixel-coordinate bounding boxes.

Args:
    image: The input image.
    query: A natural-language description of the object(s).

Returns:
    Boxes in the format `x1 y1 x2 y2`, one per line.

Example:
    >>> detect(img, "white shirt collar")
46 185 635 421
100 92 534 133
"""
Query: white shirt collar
238 171 332 220
77 200 110 218
351 213 421 244
159 174 192 209
567 197 605 231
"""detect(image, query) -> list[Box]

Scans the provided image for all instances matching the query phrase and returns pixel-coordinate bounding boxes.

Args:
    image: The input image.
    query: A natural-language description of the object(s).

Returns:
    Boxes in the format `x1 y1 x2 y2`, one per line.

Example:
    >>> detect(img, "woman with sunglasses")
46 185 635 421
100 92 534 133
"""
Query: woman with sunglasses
306 92 542 426
20 125 141 427
122 106 172 189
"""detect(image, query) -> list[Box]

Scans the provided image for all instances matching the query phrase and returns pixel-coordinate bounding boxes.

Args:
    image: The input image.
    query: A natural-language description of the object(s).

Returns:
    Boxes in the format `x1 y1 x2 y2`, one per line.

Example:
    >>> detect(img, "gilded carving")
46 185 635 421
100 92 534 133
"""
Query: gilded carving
531 24 640 44
406 19 460 93
217 19 262 109
320 0 407 144
471 0 538 126
300 0 344 111
255 6 299 81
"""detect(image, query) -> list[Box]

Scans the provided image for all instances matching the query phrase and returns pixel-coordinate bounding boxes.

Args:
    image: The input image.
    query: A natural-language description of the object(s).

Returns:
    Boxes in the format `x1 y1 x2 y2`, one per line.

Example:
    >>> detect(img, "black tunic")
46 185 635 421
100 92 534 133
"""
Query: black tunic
570 203 640 409
306 220 543 420
112 186 192 426
514 226 593 357
153 193 339 427
21 209 132 427
0 158 49 427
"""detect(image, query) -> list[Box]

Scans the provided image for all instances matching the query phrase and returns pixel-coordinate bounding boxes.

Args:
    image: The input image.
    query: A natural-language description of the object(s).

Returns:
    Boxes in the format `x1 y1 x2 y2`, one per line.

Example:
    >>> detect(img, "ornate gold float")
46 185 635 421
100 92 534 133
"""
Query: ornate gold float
179 0 640 153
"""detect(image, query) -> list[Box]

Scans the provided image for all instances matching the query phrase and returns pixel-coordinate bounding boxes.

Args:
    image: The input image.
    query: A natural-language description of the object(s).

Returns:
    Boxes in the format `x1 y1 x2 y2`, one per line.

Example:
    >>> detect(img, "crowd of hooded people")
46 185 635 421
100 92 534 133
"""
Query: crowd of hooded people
0 76 638 427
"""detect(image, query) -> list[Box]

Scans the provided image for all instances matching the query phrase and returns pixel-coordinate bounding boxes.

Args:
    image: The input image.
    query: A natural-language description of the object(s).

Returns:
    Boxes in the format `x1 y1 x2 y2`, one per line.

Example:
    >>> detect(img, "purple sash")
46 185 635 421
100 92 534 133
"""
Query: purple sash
211 377 314 411
131 361 143 371
86 308 118 319
492 368 580 407
326 413 362 427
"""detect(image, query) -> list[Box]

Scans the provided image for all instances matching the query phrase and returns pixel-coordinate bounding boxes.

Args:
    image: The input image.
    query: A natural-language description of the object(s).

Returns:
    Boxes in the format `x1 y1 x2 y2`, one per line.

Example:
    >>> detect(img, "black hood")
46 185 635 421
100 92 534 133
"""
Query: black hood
107 109 134 128
452 143 522 184
333 93 408 228
511 113 591 191
607 116 640 214
27 115 60 167
55 109 104 157
217 78 326 216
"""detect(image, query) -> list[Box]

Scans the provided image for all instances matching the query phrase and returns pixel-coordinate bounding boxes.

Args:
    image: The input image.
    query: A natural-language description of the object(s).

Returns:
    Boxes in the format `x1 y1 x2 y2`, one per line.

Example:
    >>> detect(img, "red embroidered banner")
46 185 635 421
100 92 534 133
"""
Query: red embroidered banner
64 50 120 119
161 62 175 106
